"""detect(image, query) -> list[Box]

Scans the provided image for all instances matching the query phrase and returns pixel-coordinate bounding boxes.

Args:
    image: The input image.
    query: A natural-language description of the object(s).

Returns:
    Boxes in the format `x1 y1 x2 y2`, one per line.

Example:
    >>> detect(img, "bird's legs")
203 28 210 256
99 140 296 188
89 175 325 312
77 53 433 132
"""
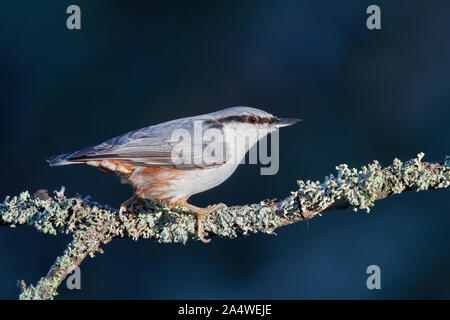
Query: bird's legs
119 195 138 215
119 195 226 243
182 202 227 243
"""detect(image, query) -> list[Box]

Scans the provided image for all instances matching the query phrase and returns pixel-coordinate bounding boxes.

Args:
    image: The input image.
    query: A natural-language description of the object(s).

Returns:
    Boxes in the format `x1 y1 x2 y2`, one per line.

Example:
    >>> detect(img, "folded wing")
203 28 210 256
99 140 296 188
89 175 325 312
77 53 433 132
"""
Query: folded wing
48 119 228 170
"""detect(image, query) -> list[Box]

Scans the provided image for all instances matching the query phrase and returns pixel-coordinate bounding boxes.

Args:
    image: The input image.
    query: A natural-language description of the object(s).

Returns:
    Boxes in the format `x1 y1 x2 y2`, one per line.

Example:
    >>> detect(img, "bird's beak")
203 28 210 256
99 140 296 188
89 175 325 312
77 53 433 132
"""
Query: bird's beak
273 118 302 128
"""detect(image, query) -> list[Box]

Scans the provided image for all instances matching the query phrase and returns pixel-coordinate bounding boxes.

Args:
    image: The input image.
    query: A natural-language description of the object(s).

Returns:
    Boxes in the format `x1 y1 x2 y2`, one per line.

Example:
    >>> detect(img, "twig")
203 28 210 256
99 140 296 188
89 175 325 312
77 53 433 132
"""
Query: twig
0 153 448 299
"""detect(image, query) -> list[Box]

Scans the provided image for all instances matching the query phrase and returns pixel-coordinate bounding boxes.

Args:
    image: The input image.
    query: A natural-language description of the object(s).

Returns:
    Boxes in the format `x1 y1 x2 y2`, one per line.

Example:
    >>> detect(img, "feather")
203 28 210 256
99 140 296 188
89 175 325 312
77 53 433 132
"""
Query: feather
47 116 229 169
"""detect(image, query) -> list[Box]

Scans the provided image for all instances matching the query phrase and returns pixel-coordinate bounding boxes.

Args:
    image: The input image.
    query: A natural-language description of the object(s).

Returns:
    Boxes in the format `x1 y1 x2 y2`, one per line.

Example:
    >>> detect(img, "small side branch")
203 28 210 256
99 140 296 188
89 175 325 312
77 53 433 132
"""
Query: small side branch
0 153 448 299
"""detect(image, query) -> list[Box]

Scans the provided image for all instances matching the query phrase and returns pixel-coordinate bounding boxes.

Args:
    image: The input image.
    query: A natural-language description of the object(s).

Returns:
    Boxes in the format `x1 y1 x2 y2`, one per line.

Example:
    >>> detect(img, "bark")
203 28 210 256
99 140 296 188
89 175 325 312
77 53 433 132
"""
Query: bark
0 153 448 299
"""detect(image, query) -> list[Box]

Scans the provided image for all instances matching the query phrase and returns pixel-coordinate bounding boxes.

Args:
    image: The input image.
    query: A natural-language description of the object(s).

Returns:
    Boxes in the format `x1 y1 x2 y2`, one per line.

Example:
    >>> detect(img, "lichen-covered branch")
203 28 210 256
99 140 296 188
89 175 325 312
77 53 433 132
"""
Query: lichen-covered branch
1 153 449 300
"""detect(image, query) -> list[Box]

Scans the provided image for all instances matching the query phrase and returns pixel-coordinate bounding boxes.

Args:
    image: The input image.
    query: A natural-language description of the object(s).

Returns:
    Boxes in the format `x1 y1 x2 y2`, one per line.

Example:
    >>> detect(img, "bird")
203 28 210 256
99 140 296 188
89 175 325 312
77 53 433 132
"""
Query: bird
48 106 301 243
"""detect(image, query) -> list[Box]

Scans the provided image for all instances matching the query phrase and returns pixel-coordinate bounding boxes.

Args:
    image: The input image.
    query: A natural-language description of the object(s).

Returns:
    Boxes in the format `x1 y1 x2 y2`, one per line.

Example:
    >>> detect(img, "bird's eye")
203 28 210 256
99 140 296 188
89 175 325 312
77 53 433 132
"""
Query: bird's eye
248 116 258 124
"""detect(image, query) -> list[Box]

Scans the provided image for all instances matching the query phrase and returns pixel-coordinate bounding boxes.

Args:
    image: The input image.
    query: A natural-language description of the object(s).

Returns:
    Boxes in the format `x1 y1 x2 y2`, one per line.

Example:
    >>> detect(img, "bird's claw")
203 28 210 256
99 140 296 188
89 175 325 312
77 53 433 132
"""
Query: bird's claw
118 206 126 221
196 203 227 243
206 202 227 211
118 205 138 221
198 231 211 244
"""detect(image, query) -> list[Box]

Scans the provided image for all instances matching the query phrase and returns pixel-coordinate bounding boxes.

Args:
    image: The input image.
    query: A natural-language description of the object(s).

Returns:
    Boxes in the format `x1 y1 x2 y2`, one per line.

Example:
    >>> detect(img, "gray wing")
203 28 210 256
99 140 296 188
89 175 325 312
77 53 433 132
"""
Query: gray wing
49 117 229 169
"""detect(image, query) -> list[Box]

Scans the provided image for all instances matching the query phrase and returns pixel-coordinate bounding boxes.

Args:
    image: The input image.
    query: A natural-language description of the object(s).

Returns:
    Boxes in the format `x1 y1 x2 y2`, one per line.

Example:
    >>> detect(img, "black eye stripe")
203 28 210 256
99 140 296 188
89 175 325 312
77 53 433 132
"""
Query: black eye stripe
259 117 277 124
218 115 277 124
217 115 245 123
204 119 224 129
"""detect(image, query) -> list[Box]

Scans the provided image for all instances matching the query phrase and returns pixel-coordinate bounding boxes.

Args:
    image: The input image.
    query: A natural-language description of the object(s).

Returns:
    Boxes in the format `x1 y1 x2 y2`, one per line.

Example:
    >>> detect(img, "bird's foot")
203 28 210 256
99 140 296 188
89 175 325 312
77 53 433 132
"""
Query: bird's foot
118 195 139 220
183 202 227 243
206 203 227 212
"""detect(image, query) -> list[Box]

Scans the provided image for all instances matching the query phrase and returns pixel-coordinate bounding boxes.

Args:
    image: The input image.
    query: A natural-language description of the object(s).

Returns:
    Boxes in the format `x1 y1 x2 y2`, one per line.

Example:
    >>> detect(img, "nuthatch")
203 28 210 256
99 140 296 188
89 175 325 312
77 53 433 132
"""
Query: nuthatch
48 106 300 242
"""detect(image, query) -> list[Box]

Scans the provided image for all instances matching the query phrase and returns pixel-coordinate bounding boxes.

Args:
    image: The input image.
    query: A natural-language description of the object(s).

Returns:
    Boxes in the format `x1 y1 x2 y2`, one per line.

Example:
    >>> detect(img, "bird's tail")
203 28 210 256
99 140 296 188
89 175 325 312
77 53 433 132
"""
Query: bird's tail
47 153 78 167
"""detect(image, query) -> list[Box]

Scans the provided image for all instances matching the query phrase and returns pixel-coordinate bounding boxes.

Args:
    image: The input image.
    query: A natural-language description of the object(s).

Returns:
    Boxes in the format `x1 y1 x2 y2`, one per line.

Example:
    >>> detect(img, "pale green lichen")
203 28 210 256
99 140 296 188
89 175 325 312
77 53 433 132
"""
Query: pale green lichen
1 153 449 300
296 153 449 215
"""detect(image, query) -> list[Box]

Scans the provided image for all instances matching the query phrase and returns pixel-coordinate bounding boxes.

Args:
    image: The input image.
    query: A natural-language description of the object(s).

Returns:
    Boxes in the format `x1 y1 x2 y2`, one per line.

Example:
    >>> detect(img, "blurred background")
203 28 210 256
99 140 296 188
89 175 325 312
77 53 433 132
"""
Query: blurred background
0 0 449 299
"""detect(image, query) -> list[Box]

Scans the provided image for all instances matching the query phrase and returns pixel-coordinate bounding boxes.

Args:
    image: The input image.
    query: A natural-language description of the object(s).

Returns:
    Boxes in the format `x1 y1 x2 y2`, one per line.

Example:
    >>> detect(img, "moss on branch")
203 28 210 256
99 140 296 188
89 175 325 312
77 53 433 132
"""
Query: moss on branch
1 153 449 299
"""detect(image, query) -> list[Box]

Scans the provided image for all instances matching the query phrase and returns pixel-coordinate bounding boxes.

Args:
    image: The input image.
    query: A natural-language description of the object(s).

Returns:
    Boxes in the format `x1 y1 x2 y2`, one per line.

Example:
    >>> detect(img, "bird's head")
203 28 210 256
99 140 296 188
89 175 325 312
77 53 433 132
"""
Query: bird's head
209 106 301 136
200 106 301 162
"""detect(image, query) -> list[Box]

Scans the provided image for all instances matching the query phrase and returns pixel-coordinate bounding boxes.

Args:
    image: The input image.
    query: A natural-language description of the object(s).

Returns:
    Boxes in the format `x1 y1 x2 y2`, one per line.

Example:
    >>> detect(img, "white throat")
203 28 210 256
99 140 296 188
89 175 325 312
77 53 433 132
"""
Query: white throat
222 123 272 166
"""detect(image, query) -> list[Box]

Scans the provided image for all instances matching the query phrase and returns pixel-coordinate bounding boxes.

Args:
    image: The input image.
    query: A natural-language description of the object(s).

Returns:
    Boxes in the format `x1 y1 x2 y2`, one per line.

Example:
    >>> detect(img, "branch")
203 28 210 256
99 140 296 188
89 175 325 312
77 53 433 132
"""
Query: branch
1 153 449 300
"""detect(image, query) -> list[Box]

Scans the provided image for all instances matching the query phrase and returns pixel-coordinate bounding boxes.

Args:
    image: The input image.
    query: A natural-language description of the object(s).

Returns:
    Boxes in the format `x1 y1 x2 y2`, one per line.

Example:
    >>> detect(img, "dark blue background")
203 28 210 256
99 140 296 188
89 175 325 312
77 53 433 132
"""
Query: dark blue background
0 1 449 299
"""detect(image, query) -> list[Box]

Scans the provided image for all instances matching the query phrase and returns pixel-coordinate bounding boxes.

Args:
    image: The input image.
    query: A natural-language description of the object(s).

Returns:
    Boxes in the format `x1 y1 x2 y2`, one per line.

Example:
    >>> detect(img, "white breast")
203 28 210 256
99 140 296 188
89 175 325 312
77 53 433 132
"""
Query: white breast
162 124 270 202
